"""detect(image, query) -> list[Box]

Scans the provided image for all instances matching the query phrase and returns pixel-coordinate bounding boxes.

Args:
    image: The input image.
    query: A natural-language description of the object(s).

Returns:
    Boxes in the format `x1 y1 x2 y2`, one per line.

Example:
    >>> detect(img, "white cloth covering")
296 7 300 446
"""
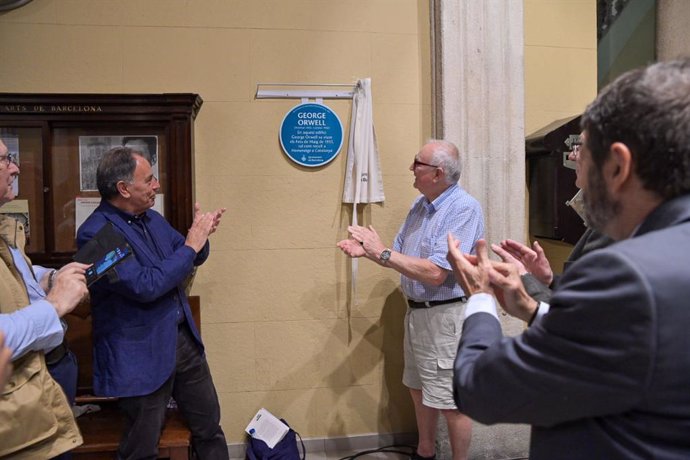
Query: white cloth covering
342 78 385 206
342 78 385 307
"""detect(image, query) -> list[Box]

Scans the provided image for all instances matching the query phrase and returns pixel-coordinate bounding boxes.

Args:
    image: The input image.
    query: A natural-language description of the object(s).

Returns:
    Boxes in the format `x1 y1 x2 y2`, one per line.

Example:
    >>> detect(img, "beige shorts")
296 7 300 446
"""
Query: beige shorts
402 299 466 410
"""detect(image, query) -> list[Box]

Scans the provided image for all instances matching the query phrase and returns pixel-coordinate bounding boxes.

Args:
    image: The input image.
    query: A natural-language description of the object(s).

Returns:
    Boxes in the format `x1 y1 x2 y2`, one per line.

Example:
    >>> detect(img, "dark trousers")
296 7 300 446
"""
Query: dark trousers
48 349 78 405
48 349 78 460
117 323 228 460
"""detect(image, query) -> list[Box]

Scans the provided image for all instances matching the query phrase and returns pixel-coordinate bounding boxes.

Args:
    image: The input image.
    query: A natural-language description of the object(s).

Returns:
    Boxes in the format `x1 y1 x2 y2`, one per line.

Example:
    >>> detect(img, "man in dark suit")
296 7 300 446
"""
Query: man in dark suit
77 147 228 460
446 58 690 459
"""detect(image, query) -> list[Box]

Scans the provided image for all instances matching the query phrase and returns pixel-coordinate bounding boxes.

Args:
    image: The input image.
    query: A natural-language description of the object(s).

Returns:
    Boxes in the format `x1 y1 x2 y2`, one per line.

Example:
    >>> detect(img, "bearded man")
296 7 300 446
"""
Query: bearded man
447 58 690 459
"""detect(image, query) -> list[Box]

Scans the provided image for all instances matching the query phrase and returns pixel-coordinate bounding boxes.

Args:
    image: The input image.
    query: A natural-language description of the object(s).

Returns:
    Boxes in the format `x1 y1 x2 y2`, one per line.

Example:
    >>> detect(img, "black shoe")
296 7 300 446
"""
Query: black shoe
410 451 436 460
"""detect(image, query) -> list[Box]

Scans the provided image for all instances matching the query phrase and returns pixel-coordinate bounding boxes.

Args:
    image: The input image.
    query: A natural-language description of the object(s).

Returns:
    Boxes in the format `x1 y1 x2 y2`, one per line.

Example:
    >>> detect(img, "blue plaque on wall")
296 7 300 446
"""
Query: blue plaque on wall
279 102 344 168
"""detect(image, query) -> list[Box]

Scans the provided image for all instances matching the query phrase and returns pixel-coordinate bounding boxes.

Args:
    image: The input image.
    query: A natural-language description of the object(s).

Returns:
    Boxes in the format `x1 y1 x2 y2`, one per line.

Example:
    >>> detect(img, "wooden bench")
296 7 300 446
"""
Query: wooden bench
64 297 201 459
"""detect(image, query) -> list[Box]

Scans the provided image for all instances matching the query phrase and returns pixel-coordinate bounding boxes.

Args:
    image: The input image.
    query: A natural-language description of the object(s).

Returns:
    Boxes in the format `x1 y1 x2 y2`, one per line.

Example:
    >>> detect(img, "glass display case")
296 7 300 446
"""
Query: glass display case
0 93 202 266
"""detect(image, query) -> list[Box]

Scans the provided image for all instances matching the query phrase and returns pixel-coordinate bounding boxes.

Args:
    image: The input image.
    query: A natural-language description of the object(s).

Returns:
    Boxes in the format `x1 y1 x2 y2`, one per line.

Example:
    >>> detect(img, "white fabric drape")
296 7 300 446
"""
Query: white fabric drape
342 78 384 307
342 78 385 206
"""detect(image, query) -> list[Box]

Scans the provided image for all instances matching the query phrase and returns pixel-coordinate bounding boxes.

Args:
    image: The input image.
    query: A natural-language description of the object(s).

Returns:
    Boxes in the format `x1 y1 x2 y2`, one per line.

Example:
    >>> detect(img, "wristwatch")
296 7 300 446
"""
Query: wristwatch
379 248 392 264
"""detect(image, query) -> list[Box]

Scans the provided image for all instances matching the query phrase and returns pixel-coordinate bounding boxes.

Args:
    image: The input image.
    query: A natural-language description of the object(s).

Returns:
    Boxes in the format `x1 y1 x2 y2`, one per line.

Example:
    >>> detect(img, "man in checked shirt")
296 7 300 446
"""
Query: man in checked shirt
338 140 485 460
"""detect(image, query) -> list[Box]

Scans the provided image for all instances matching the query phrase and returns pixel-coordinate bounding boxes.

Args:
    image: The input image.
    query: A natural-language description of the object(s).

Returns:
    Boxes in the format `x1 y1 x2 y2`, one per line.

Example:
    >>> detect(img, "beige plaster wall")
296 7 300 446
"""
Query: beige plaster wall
0 0 604 446
524 0 597 272
525 0 597 135
0 0 429 442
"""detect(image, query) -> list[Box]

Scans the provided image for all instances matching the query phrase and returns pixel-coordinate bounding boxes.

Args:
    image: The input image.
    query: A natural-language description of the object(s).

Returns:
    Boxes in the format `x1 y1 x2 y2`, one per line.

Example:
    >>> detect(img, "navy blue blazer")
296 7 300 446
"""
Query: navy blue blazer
77 200 209 397
454 194 690 459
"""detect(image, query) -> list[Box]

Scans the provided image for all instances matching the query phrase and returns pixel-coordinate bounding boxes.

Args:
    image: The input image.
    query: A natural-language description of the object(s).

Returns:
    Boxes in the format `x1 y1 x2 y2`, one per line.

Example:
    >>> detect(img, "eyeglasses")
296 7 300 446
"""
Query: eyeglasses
571 140 583 156
413 159 439 169
0 153 16 167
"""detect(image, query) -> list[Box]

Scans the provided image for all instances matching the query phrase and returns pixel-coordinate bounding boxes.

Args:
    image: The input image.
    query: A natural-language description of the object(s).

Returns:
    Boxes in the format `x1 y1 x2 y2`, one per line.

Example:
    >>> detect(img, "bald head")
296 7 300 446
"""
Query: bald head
426 139 462 184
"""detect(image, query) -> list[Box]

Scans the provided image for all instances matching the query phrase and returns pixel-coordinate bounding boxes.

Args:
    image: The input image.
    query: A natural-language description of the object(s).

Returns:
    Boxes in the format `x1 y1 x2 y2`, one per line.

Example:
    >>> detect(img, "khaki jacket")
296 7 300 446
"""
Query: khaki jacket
0 216 82 459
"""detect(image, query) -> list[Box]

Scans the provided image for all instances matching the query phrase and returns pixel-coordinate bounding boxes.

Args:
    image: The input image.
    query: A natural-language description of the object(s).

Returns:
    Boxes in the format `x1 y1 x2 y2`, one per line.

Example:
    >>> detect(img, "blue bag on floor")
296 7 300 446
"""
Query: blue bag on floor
245 419 305 460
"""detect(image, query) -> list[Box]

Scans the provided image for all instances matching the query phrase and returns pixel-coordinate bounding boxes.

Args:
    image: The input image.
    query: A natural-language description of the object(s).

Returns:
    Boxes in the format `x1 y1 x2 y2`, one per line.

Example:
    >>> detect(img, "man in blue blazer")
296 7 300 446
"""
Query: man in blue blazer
447 58 690 459
77 147 228 460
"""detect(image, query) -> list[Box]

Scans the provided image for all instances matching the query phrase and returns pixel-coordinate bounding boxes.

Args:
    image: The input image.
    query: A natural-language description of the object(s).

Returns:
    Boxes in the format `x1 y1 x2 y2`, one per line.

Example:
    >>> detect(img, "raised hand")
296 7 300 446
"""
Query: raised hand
185 203 225 252
336 238 366 258
446 234 493 296
498 239 553 286
209 207 226 235
488 260 539 323
342 225 387 261
185 211 214 252
491 243 527 275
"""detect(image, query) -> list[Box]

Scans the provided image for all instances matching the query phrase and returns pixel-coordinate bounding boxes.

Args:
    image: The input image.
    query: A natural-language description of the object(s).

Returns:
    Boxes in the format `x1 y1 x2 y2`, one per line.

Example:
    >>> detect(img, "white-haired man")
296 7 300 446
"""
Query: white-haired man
338 140 484 460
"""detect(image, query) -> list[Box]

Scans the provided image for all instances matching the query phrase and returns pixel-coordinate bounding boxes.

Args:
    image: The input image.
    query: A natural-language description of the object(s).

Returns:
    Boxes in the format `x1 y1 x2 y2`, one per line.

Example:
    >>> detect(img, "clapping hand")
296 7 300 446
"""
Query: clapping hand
486 260 540 323
447 235 539 322
446 234 493 296
185 203 226 252
209 207 226 236
337 225 385 261
495 239 553 286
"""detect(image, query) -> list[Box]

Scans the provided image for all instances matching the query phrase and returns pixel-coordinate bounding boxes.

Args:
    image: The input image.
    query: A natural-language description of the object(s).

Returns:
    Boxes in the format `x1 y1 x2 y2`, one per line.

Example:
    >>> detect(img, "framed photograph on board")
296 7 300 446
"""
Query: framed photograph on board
79 135 159 191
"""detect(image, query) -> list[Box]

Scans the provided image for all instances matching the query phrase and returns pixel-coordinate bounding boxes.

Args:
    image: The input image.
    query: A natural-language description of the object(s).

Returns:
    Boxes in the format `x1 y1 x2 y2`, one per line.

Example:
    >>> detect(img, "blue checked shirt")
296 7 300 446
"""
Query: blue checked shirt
393 184 484 301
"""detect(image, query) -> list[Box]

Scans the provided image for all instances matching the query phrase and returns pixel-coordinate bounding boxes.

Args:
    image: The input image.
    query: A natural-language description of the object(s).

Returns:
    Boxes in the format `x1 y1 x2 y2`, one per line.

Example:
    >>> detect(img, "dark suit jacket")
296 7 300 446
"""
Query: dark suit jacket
454 194 690 459
77 200 208 397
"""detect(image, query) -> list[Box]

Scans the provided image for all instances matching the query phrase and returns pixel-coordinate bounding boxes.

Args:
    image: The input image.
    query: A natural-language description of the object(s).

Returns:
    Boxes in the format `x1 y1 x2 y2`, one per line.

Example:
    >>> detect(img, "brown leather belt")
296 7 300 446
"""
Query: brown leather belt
407 296 467 309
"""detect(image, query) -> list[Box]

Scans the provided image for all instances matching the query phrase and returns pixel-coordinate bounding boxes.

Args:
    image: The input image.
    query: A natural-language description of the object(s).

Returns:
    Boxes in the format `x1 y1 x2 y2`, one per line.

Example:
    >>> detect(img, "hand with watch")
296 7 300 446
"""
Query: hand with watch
379 248 392 264
338 224 392 265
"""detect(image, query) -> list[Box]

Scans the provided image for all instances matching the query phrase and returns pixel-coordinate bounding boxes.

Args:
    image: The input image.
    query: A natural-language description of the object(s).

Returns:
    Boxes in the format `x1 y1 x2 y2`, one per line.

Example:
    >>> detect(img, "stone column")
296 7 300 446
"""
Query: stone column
431 1 530 458
657 0 690 60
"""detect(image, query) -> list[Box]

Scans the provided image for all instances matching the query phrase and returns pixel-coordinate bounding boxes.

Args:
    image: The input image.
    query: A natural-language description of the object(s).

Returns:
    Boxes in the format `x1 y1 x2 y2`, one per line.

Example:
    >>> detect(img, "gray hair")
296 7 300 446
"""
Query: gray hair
427 139 462 184
96 147 139 200
582 58 690 200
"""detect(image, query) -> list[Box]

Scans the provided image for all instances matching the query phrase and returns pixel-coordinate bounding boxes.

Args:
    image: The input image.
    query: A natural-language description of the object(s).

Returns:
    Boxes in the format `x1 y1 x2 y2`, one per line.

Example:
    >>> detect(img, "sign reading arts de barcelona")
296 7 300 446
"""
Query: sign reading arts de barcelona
279 102 344 168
